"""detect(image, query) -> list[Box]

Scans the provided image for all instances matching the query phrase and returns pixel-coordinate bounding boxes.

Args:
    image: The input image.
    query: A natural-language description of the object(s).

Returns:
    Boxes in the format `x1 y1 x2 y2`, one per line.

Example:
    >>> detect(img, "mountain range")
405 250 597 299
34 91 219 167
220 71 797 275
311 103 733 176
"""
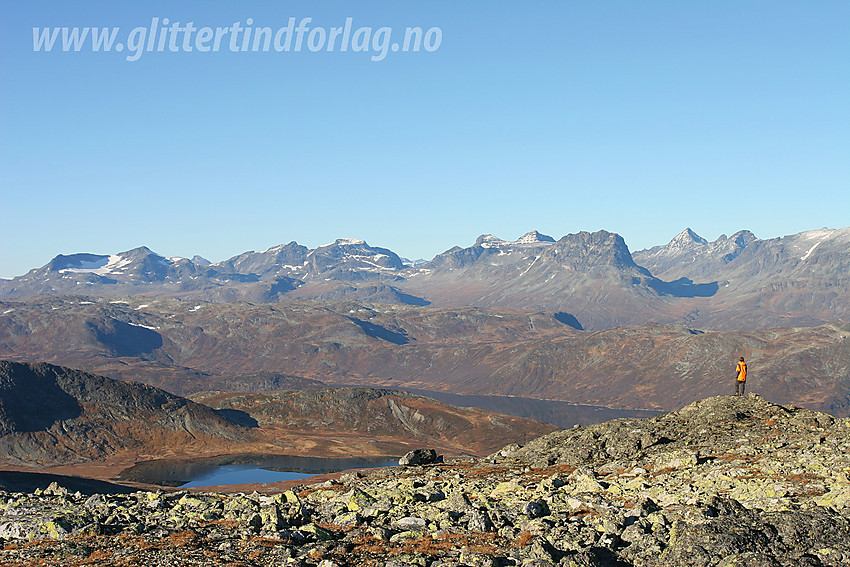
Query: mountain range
2 226 848 330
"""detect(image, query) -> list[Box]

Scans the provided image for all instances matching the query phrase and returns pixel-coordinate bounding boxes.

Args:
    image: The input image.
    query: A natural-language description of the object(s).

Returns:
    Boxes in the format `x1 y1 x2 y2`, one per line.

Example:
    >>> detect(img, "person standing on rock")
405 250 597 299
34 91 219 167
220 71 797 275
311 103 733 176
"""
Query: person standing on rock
735 357 747 395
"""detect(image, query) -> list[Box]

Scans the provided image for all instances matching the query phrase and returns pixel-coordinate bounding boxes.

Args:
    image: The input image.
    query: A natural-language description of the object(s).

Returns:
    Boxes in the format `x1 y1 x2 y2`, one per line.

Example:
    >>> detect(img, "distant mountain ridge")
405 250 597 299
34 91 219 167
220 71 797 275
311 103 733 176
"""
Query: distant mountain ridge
632 226 850 328
2 226 849 330
633 228 759 281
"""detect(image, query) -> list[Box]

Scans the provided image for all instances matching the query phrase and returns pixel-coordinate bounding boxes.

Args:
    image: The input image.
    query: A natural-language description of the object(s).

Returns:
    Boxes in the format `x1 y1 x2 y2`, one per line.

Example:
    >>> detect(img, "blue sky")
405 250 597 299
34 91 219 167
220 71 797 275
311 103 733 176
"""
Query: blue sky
1 1 848 277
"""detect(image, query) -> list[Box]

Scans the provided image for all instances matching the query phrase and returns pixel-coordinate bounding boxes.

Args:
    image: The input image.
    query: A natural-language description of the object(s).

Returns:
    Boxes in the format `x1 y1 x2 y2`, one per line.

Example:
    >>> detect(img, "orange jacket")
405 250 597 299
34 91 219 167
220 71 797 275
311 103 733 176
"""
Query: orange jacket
736 361 747 381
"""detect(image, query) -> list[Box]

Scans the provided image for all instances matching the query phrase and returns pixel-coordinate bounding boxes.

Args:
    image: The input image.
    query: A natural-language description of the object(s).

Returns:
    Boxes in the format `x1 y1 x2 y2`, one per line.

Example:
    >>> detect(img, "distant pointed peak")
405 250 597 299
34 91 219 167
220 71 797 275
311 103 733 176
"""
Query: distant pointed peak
265 242 291 253
516 230 555 244
729 230 757 244
670 229 708 247
119 245 161 258
680 228 707 243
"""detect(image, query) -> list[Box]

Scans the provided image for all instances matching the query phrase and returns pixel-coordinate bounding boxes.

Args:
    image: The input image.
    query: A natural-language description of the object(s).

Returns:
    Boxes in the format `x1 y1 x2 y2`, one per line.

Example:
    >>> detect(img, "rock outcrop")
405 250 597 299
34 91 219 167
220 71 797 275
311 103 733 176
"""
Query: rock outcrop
2 394 849 566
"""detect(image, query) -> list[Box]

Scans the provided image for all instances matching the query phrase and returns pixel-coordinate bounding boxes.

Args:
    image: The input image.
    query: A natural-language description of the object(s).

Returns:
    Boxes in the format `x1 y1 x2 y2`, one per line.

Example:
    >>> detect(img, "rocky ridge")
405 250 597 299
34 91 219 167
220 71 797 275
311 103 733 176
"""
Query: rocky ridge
2 395 850 566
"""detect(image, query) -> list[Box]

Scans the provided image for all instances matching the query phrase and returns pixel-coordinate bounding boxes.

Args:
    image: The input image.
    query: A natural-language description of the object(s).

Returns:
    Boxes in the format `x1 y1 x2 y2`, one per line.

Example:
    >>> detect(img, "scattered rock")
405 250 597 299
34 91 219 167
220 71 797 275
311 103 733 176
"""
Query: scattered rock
1 396 849 566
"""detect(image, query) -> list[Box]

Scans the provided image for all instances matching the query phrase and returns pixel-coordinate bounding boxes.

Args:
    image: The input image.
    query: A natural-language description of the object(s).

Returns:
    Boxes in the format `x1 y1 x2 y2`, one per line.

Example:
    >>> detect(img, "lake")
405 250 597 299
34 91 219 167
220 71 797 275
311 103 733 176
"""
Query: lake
397 388 661 429
119 454 399 488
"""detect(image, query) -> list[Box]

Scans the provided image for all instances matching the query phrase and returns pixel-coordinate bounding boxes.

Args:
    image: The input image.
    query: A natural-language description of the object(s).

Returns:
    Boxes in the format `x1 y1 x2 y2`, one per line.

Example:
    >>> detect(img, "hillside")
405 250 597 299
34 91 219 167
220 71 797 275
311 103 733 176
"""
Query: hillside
0 361 555 472
2 298 848 416
0 361 250 466
190 388 557 459
399 230 694 331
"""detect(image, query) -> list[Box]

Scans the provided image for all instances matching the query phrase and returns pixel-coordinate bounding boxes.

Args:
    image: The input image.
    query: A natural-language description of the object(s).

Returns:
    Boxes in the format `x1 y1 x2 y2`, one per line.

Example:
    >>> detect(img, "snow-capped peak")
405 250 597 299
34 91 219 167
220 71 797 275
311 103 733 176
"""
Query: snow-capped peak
321 238 367 248
516 230 556 244
475 234 507 248
670 228 708 248
476 232 555 248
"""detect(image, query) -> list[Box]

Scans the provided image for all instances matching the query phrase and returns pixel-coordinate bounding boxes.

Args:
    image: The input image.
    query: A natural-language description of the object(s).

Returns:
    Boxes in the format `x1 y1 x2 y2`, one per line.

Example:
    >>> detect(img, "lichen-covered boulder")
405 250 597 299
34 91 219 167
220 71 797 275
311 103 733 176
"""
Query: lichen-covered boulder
399 448 440 466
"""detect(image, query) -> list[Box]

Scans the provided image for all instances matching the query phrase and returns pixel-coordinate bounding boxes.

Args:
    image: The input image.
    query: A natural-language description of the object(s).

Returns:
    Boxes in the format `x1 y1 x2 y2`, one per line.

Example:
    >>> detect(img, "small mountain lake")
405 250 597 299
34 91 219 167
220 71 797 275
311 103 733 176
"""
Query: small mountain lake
396 388 662 428
119 454 398 488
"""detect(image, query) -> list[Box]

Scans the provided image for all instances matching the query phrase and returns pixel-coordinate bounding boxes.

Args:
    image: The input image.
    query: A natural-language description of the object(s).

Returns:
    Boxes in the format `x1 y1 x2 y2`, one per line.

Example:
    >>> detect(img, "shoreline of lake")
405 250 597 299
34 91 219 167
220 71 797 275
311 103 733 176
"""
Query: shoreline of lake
118 453 400 488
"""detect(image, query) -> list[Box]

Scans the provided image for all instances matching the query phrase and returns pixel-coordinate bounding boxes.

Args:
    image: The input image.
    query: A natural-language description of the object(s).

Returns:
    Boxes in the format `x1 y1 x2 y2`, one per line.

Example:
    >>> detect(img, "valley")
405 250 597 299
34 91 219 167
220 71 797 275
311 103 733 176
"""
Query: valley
0 225 848 508
0 361 555 485
1 296 848 417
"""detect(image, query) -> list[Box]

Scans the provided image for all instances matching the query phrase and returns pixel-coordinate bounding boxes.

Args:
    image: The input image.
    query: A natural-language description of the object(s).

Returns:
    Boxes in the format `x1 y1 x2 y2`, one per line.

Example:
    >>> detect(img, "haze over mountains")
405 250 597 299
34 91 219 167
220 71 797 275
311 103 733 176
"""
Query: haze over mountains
2 226 849 331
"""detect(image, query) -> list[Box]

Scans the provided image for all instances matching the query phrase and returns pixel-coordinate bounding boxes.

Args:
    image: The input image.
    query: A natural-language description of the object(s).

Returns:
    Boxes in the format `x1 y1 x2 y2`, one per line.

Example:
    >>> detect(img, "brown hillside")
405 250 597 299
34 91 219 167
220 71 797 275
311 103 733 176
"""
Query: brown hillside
1 297 848 415
0 361 555 478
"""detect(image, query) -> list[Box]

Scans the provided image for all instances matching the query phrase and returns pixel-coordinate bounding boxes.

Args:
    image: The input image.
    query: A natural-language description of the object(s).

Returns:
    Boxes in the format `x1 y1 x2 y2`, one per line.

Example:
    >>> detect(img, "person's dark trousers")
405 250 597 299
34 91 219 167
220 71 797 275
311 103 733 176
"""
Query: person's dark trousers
736 381 746 396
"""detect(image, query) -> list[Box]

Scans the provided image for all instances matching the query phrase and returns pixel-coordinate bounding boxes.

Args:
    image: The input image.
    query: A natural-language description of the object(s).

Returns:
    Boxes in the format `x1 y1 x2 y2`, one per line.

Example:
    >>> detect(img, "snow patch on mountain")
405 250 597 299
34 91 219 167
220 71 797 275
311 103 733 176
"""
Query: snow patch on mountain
519 255 541 277
476 231 556 249
322 238 367 247
800 228 838 240
516 230 556 244
800 242 822 261
59 255 133 276
128 322 159 331
795 228 847 261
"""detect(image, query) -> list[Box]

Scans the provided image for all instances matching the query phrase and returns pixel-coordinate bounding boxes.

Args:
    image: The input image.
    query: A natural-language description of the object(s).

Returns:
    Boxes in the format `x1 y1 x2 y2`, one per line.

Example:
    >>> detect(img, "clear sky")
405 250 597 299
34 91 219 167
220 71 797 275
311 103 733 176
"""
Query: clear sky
1 1 848 277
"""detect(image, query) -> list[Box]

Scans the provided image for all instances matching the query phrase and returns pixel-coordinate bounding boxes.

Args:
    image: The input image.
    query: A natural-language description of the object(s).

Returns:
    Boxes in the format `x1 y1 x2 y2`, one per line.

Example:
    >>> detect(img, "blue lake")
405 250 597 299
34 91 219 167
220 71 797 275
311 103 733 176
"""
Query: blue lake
181 464 315 488
119 454 398 488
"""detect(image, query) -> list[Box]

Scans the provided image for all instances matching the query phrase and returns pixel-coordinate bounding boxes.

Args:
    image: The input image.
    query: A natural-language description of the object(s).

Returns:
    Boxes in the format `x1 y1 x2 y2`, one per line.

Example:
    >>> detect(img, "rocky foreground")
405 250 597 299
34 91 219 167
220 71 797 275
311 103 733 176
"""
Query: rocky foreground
2 394 850 566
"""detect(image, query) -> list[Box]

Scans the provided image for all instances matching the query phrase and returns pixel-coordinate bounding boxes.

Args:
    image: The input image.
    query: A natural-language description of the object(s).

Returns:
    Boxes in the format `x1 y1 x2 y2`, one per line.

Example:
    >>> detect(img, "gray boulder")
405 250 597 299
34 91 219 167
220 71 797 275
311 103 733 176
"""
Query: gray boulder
398 449 440 466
